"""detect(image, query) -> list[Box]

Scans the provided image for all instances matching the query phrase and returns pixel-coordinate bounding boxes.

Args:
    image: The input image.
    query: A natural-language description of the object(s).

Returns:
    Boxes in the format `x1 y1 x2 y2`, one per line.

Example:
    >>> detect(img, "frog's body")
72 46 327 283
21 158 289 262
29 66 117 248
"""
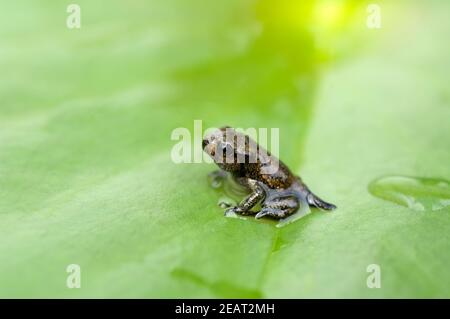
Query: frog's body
203 127 336 219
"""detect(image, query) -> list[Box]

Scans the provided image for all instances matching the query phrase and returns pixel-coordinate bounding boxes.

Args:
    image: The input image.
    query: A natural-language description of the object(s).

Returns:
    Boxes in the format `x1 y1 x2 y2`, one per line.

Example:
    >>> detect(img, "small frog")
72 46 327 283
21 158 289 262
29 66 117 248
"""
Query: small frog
203 127 336 219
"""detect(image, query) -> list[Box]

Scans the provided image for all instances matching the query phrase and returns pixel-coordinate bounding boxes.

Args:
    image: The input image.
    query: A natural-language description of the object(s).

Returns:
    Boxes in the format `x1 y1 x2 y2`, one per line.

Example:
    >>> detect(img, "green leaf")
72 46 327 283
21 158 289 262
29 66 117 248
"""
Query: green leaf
0 0 449 298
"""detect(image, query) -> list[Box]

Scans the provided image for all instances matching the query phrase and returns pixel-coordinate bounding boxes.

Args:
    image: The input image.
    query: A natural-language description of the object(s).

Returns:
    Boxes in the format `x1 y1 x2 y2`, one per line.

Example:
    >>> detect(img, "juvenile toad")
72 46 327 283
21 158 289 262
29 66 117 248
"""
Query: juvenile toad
203 127 336 219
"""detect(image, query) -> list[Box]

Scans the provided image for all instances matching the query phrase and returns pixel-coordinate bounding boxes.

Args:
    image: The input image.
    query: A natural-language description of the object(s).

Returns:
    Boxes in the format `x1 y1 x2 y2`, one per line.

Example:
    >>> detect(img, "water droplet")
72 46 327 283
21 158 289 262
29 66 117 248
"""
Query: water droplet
208 171 224 189
208 171 248 197
224 210 248 220
208 171 250 214
368 175 450 211
217 196 235 208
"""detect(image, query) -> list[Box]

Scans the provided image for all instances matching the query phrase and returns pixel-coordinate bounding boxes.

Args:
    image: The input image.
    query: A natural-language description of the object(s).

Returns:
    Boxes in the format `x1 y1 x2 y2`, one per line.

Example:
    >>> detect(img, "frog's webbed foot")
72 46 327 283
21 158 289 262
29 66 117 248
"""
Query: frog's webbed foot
255 197 298 220
224 179 265 216
296 176 337 211
306 192 336 210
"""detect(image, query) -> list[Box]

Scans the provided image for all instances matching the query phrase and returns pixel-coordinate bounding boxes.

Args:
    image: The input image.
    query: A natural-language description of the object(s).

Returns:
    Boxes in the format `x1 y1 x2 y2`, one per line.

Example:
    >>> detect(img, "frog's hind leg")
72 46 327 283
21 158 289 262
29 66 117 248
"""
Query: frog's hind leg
296 176 337 211
224 179 265 216
306 192 336 211
255 197 298 220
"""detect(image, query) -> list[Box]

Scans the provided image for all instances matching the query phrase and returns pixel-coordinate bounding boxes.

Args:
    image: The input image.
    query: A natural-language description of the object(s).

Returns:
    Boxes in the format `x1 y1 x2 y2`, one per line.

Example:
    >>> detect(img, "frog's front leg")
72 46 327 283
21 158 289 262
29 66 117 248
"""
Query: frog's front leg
224 179 265 216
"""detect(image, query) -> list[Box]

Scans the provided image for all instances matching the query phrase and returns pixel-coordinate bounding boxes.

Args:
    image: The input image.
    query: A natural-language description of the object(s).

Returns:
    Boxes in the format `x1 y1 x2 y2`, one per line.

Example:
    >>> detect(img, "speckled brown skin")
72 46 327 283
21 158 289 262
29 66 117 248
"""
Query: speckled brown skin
203 127 336 219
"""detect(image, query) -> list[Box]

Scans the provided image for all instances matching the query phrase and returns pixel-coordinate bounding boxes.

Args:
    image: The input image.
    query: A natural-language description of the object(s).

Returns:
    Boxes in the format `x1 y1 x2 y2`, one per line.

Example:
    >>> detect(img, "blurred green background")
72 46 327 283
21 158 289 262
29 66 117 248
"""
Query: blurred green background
0 0 449 297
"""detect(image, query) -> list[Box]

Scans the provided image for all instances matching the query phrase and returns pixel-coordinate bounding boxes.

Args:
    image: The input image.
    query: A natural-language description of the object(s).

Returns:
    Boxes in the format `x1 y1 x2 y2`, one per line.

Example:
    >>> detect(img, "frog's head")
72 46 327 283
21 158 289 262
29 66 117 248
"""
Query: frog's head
203 126 254 172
